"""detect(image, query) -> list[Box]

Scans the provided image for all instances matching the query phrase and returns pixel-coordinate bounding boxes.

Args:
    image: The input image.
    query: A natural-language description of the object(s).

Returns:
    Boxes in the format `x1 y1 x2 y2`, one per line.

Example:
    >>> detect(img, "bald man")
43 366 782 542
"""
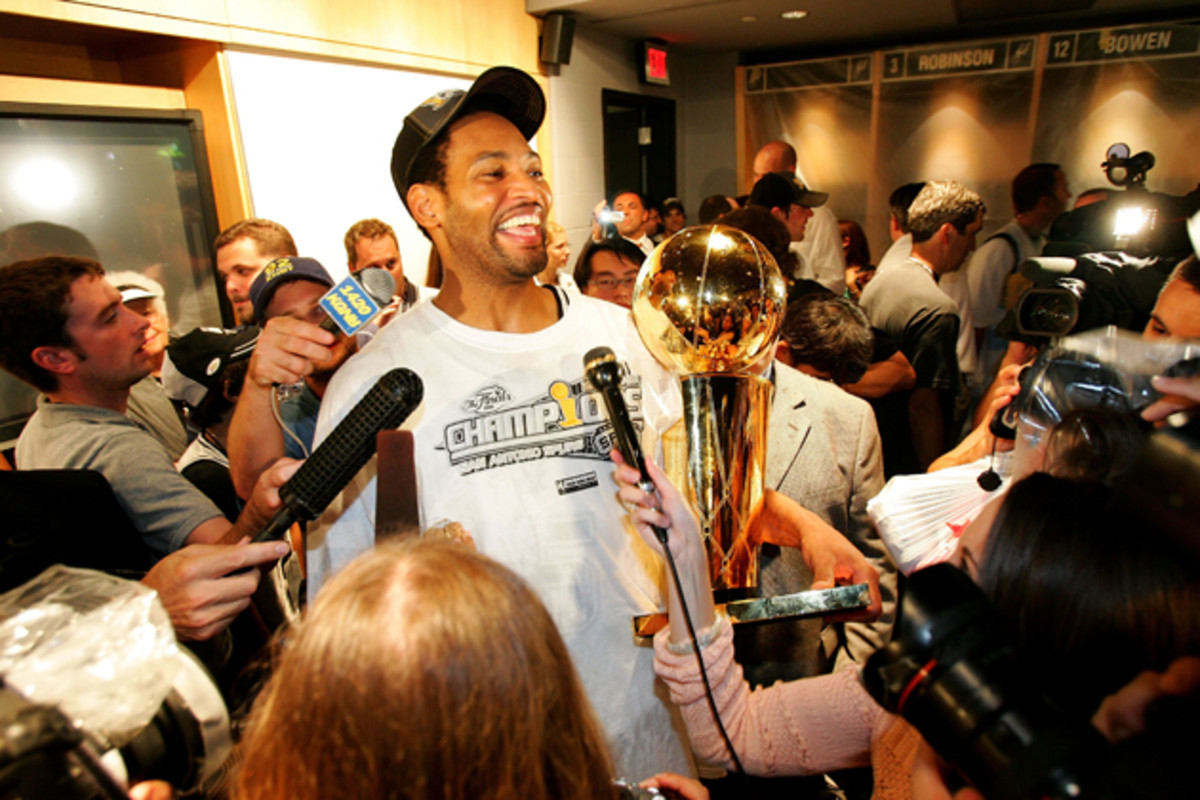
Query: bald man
752 140 846 294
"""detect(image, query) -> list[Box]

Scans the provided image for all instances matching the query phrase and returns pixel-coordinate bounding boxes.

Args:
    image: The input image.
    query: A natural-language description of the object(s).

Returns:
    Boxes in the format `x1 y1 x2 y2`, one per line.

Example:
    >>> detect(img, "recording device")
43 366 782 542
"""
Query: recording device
596 208 626 240
583 347 668 547
0 568 231 799
613 779 668 799
272 267 397 404
1011 260 1084 339
317 266 395 337
1002 250 1172 347
0 664 226 800
254 367 424 542
1101 142 1154 189
1046 142 1200 259
863 563 1109 800
863 562 1191 800
986 328 1199 444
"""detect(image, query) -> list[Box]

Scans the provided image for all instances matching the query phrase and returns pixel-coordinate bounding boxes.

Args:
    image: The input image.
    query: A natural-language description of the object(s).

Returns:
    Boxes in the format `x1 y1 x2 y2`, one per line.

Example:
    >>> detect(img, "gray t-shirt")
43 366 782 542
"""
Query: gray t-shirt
126 375 188 462
16 396 222 555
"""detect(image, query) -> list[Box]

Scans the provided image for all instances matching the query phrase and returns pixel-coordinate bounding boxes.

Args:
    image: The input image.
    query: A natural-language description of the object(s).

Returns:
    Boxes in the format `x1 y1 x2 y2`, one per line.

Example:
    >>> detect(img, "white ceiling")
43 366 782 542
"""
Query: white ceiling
526 0 1200 57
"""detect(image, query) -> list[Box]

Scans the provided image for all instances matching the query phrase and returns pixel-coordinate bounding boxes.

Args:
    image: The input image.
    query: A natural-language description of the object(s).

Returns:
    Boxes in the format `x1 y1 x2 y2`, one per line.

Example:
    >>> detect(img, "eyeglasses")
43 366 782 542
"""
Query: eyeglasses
591 275 638 291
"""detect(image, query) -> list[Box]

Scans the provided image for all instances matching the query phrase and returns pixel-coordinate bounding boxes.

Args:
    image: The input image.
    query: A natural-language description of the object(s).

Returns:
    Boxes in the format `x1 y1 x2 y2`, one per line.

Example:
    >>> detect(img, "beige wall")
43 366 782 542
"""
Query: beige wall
0 0 543 229
1 0 541 74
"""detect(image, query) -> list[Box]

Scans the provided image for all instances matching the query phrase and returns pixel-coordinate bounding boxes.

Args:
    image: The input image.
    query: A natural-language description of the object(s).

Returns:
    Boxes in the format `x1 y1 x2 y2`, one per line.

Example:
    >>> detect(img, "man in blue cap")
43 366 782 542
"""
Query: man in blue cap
227 256 357 498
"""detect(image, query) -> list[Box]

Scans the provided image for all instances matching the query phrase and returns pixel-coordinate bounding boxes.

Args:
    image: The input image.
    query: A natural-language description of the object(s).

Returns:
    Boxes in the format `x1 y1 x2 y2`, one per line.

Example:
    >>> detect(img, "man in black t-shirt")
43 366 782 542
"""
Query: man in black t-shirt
860 181 985 474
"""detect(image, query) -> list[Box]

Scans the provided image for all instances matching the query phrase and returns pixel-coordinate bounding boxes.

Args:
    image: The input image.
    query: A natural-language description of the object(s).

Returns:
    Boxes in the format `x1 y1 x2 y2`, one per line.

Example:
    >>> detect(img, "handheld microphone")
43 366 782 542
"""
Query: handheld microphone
254 367 424 542
583 346 668 545
316 267 396 337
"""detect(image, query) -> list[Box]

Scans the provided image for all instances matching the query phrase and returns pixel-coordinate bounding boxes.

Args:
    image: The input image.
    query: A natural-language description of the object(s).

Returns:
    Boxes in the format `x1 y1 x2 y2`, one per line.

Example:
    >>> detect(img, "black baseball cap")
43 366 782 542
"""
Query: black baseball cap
390 66 545 212
750 172 829 211
249 256 335 323
163 326 260 409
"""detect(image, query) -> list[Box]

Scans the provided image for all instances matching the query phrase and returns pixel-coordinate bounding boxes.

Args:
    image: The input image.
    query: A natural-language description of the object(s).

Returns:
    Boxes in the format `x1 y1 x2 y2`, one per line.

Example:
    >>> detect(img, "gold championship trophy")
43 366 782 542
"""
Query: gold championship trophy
631 226 870 632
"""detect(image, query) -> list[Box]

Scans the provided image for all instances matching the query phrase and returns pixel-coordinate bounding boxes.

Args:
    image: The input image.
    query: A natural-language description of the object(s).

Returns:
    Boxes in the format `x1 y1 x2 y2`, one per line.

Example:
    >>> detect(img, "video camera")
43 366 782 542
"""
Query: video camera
0 567 230 800
1000 143 1200 345
988 327 1199 441
1046 142 1199 260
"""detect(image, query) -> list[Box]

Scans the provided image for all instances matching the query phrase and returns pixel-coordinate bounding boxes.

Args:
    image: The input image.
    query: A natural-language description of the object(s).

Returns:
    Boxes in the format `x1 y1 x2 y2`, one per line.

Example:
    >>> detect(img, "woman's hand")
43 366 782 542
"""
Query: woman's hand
612 450 716 644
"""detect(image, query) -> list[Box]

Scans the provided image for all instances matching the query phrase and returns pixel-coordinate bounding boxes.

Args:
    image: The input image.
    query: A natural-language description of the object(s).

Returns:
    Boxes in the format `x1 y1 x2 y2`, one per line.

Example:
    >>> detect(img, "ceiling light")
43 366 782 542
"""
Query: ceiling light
781 10 808 20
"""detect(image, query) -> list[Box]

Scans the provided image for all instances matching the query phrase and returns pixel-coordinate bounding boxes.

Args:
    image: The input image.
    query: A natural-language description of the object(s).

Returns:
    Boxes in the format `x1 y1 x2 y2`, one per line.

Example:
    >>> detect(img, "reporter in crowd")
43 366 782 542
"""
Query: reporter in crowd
233 539 708 800
0 256 300 642
614 406 1199 799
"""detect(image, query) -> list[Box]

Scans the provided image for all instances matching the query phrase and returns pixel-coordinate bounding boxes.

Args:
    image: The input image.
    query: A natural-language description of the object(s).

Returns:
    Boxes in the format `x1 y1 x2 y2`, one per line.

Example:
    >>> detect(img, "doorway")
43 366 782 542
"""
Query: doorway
602 89 676 203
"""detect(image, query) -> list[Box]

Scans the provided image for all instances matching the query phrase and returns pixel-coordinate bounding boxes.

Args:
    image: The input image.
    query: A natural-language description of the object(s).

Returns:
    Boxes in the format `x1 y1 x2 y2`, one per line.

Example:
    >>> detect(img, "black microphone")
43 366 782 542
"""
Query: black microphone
253 367 423 542
316 267 396 337
583 346 668 545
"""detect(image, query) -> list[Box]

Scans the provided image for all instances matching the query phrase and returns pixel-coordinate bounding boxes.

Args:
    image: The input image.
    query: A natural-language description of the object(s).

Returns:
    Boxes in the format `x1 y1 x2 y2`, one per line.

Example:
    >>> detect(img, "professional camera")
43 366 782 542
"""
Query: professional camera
862 562 1192 800
1001 250 1175 344
989 326 1198 440
0 567 231 799
1000 143 1200 344
1046 142 1200 259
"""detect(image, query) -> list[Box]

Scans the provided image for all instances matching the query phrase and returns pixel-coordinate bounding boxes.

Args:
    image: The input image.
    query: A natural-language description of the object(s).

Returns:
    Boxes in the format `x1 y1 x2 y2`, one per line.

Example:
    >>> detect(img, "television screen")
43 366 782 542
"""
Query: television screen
0 105 225 447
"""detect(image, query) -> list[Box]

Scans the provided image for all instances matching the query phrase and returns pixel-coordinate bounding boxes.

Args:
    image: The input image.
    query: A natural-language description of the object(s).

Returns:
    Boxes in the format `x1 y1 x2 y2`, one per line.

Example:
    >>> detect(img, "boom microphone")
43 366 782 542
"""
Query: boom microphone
254 367 423 542
583 346 668 545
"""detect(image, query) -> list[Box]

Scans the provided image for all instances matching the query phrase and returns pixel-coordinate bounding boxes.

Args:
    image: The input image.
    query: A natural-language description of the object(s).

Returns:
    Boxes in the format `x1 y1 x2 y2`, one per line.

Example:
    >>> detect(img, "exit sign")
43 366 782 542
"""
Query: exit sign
643 41 669 86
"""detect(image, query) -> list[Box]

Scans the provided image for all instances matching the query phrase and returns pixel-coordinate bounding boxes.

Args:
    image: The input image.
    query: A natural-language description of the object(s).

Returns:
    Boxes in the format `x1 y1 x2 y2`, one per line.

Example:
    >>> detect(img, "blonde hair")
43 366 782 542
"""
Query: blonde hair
234 540 617 800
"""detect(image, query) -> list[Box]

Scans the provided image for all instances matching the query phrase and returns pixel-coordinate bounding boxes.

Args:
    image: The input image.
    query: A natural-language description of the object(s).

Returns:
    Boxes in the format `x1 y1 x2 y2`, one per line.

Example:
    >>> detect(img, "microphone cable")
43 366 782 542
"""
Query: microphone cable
581 345 744 775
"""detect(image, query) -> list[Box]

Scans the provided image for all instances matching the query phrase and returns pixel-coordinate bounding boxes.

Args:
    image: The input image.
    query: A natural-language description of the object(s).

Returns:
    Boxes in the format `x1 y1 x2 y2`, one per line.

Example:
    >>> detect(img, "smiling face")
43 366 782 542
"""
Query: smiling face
426 112 552 284
59 274 153 395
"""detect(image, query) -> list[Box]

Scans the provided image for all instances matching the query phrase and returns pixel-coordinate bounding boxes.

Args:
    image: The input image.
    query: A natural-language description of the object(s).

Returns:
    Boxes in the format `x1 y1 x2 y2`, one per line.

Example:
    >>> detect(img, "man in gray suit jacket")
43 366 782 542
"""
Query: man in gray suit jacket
735 359 896 688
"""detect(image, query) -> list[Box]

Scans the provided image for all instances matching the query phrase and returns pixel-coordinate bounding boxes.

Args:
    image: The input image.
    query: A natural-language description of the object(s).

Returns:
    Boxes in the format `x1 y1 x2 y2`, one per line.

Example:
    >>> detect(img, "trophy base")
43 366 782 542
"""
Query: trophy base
632 583 871 639
711 586 757 605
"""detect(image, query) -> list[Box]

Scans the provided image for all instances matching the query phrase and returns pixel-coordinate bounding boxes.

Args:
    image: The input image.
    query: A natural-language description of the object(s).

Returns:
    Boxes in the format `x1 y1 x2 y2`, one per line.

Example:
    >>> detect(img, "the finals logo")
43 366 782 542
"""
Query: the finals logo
438 368 643 476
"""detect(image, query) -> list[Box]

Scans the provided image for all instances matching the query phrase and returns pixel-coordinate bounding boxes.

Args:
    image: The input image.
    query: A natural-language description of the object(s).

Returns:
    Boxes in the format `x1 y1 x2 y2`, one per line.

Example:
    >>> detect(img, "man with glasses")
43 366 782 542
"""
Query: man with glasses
573 237 645 309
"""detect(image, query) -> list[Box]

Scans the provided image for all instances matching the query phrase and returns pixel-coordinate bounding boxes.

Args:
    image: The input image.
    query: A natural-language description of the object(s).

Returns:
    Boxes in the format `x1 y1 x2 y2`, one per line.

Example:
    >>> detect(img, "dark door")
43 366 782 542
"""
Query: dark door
602 89 676 203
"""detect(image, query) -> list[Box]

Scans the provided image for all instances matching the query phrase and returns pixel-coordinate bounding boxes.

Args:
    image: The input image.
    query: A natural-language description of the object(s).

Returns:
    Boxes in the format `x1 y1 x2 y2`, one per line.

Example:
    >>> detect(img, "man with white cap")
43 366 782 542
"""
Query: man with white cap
109 270 188 461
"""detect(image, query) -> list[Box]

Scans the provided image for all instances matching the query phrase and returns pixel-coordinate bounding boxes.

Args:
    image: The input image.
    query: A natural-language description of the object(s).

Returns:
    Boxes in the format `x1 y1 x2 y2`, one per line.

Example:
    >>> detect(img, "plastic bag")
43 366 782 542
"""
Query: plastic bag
0 565 180 744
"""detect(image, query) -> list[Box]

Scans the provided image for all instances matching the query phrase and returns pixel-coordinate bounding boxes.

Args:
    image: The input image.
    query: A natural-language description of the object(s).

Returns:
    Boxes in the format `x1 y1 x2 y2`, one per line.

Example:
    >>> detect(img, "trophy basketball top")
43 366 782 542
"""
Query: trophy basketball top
631 225 787 376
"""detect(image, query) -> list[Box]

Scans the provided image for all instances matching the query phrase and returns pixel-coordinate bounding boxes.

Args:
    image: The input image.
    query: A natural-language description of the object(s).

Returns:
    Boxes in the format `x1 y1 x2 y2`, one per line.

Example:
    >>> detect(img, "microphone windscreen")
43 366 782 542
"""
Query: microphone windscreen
584 346 620 388
281 367 423 520
357 267 397 306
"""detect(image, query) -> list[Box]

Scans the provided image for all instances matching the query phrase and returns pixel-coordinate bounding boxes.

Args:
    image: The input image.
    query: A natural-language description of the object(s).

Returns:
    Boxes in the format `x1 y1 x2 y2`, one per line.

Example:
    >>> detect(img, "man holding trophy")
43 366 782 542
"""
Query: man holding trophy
308 66 881 782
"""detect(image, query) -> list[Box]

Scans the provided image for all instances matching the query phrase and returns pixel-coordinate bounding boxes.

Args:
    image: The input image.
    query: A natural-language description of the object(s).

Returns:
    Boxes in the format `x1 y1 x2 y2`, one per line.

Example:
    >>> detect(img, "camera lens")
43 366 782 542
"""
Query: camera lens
1028 295 1074 333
